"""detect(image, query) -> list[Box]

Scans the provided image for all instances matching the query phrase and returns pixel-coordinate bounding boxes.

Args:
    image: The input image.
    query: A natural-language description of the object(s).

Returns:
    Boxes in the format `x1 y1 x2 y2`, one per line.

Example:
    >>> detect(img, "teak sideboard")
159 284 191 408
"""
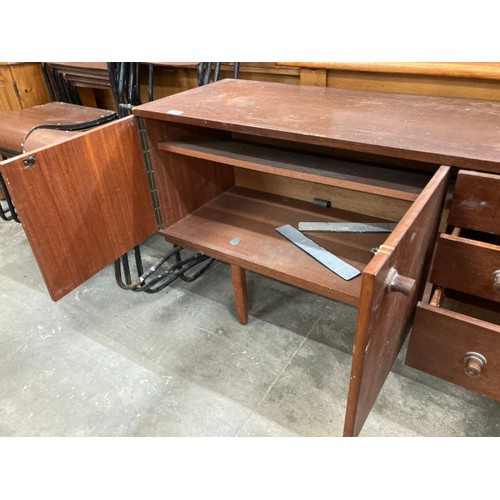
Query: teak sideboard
1 79 499 436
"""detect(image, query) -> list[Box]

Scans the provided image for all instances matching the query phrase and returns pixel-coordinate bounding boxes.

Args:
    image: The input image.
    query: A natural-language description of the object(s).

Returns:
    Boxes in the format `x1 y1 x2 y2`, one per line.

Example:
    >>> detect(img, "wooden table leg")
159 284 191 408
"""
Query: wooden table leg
231 264 248 325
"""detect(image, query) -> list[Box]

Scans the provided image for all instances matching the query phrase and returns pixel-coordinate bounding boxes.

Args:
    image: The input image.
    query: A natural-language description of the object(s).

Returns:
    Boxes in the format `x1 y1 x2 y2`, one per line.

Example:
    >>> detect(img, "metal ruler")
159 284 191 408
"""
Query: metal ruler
298 221 397 233
276 224 360 281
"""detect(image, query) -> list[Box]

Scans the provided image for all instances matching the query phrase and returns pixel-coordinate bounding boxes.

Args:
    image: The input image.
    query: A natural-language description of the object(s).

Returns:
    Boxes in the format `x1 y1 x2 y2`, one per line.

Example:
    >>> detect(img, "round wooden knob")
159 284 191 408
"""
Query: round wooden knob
385 268 415 297
463 352 487 377
493 270 500 293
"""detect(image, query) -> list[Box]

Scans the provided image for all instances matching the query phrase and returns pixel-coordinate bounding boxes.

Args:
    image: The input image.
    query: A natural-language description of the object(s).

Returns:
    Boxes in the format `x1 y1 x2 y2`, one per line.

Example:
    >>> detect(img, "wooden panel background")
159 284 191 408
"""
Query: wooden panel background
142 63 299 102
4 62 499 118
144 119 234 227
235 169 414 222
148 62 500 103
278 62 500 101
0 63 51 112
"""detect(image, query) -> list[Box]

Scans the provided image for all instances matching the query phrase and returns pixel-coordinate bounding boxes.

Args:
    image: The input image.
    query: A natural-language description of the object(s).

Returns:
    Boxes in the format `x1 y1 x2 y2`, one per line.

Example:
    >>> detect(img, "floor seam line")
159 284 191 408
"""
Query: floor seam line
234 307 329 436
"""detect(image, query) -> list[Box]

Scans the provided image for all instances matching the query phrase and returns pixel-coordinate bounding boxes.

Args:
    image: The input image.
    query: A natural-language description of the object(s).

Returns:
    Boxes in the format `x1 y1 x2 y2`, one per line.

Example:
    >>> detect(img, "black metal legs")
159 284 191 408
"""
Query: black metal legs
0 173 20 223
0 151 20 223
197 62 240 85
114 245 215 294
107 62 143 117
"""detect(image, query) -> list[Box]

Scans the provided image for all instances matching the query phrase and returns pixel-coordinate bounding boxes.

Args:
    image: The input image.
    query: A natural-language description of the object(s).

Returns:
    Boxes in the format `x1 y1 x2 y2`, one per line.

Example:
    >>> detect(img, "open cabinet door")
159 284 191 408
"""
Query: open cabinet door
343 165 450 436
0 116 157 300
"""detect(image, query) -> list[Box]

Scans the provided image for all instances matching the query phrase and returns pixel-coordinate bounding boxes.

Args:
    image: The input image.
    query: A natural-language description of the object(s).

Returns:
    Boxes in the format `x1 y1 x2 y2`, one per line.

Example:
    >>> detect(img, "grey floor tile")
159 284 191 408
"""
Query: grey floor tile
236 413 300 437
0 222 47 294
248 338 352 437
85 289 306 409
244 331 500 437
362 369 500 437
130 377 253 436
0 304 168 436
0 422 16 436
0 281 253 437
307 301 358 355
170 253 332 337
244 272 333 337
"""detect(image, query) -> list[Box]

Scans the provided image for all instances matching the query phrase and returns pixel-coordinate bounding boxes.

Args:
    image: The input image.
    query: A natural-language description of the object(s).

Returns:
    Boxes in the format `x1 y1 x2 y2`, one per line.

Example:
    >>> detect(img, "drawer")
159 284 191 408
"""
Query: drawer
406 289 500 400
448 170 500 235
430 233 500 303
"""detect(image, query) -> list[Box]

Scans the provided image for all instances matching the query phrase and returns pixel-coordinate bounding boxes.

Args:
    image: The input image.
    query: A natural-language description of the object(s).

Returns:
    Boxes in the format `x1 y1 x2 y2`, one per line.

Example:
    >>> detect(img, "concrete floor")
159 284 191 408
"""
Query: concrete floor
1 217 499 437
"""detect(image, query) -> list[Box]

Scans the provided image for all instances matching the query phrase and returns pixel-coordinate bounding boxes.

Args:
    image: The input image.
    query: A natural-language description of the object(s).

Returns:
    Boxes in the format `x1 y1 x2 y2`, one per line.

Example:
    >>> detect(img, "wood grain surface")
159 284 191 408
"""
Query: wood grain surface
160 186 386 306
431 234 500 303
0 102 116 153
0 116 157 300
133 79 500 172
343 165 450 436
448 170 500 234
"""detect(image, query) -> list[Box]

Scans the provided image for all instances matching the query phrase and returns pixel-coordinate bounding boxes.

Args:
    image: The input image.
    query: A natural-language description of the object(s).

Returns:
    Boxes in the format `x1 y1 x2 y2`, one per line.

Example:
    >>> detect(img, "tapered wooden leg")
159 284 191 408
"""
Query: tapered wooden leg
231 264 248 325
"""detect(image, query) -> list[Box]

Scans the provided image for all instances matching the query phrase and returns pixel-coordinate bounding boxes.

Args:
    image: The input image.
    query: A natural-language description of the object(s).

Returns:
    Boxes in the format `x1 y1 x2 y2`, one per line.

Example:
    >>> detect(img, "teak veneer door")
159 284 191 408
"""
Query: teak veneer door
0 116 157 300
343 165 450 436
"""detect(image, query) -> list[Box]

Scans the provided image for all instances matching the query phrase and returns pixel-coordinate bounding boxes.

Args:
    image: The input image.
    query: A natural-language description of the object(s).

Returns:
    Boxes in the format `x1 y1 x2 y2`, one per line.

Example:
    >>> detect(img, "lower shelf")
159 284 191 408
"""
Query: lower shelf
160 186 391 306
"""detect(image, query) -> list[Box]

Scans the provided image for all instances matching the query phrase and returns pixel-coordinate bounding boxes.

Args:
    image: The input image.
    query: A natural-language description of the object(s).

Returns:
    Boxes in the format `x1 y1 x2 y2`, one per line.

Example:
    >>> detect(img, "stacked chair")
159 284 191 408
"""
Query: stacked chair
42 62 114 105
0 62 148 221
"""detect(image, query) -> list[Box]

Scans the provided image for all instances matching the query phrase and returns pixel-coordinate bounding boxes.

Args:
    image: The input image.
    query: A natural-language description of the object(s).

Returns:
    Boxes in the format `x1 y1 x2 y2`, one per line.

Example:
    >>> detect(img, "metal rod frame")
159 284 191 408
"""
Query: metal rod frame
114 245 215 294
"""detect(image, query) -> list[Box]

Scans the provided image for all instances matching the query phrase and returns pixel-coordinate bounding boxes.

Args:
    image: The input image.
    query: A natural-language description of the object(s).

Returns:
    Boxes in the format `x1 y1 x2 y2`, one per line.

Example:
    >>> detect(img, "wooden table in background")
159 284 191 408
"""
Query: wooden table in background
277 62 500 101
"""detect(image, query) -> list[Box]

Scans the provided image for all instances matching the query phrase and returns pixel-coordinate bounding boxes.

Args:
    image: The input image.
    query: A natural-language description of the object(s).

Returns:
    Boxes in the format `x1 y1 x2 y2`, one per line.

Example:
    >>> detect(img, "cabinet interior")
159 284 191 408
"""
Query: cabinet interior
145 118 438 307
432 289 500 326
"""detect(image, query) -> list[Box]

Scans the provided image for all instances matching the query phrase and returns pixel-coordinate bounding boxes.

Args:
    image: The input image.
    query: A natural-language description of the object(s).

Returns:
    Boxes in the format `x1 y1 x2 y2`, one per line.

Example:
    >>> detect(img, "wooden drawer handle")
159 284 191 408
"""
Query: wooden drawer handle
385 268 415 297
463 352 487 377
493 270 500 293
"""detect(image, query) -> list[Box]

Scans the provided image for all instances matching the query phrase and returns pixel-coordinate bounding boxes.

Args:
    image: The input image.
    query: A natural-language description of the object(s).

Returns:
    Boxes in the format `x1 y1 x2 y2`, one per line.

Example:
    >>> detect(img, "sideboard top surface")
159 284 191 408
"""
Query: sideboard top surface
134 78 500 171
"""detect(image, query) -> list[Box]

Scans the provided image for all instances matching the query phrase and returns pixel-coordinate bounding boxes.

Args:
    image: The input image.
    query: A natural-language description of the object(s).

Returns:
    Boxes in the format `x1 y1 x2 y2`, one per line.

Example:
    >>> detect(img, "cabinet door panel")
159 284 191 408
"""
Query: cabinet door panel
0 116 157 300
343 165 450 436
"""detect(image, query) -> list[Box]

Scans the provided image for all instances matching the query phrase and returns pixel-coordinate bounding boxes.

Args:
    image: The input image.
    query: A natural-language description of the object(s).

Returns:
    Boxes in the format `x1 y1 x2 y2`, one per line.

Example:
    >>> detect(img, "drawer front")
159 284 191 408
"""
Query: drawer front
431 234 500 303
406 302 500 400
448 170 500 235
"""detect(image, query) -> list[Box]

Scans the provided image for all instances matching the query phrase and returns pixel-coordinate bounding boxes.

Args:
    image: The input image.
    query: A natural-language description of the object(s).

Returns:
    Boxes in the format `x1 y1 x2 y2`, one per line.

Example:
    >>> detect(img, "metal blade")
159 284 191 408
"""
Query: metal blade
276 224 360 281
298 221 397 233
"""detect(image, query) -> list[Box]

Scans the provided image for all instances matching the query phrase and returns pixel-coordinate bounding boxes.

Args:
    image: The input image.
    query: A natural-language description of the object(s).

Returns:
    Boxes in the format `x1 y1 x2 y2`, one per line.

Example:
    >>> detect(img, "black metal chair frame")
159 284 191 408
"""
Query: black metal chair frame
113 62 244 293
197 62 240 86
0 153 19 223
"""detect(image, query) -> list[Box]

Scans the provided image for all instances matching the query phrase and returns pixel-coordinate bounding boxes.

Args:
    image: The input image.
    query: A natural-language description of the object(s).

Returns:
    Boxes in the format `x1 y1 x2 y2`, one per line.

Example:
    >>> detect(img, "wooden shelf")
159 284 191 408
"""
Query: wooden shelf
160 186 391 306
158 139 431 202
